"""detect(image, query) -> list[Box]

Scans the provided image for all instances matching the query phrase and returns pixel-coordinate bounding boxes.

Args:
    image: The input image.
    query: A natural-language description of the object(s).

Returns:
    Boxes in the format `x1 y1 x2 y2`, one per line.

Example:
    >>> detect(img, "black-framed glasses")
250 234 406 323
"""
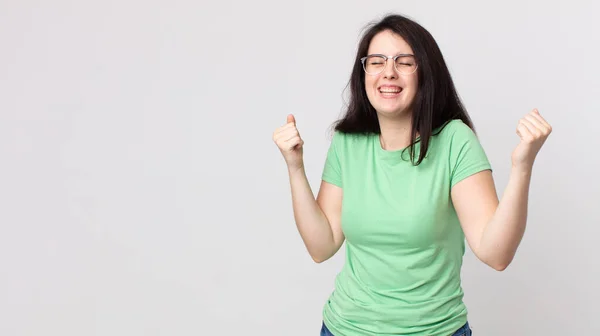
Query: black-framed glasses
360 54 418 75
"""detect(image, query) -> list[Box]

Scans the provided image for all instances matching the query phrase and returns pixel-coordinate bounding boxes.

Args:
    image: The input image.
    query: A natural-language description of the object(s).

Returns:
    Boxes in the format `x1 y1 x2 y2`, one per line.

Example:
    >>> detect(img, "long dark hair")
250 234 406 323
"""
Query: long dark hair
333 13 475 165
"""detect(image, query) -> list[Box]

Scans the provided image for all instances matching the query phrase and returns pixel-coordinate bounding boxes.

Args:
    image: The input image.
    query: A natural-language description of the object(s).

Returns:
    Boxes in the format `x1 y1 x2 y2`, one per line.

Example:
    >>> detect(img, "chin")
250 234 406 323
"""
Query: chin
375 105 410 118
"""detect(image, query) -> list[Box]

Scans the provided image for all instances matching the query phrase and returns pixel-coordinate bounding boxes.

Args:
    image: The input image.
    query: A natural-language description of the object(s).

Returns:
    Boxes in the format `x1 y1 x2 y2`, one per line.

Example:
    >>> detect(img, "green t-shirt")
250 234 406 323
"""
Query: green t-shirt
321 119 492 336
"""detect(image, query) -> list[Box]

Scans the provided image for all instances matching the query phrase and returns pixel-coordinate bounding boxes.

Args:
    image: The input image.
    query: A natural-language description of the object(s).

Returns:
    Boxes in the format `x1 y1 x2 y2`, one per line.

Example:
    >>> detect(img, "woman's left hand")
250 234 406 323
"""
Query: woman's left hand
512 108 552 171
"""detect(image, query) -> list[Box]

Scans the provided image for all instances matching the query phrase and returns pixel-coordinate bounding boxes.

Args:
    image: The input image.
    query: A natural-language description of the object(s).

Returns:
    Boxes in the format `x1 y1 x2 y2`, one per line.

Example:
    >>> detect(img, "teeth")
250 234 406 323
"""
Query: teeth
380 87 401 93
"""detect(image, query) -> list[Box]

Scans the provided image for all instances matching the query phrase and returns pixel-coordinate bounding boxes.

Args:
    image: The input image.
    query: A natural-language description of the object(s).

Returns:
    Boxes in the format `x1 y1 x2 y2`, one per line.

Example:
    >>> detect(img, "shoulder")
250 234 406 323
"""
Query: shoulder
327 131 373 162
437 119 476 138
436 119 481 146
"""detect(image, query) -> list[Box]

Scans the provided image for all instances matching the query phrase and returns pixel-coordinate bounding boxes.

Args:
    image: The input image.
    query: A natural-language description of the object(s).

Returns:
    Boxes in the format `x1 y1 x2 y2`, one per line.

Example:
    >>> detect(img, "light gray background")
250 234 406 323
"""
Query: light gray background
1 0 598 335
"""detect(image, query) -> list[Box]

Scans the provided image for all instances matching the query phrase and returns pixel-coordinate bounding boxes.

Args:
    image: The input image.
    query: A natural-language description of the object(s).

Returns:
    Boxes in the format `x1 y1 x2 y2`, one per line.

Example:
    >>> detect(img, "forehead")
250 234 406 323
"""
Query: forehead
367 30 413 55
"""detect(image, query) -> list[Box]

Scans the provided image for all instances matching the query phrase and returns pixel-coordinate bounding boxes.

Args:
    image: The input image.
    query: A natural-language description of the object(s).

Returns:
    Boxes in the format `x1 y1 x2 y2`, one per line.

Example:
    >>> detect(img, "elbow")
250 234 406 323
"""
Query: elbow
486 256 513 272
312 257 325 264
310 249 334 264
478 251 512 271
490 262 509 272
308 238 343 263
311 254 330 264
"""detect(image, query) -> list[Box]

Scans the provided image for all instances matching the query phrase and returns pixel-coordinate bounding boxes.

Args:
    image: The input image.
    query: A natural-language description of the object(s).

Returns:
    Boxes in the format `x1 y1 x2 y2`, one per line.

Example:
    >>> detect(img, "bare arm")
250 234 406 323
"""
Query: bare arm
452 169 529 271
273 114 344 263
452 108 551 271
288 166 344 263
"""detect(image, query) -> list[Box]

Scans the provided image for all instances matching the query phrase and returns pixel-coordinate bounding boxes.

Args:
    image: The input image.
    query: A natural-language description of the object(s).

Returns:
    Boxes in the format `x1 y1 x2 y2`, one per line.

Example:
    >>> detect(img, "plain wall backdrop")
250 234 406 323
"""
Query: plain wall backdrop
1 0 598 335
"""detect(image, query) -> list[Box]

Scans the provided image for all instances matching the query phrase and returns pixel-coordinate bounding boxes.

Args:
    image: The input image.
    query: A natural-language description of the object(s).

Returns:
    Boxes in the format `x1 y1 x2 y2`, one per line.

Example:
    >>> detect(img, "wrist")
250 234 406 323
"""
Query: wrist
288 164 305 176
510 164 533 177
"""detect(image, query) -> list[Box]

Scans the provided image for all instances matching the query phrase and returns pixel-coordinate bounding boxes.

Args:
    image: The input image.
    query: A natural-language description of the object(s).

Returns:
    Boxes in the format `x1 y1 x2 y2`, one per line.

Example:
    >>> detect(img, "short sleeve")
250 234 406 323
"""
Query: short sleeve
449 122 492 188
321 131 342 187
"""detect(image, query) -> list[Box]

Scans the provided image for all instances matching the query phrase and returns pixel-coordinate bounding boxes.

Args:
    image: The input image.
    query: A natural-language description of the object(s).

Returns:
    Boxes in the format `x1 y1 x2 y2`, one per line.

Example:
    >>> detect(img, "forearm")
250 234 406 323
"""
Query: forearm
479 167 533 270
288 167 336 261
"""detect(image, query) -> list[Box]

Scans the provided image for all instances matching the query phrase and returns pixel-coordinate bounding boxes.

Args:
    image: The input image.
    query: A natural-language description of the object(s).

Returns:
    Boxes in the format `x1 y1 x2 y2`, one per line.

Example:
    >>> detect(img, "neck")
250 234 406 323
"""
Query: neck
378 113 414 151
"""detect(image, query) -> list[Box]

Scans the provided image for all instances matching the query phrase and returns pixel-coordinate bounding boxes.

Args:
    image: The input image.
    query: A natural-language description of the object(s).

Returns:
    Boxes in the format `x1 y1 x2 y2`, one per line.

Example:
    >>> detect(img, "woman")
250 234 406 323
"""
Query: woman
272 13 551 336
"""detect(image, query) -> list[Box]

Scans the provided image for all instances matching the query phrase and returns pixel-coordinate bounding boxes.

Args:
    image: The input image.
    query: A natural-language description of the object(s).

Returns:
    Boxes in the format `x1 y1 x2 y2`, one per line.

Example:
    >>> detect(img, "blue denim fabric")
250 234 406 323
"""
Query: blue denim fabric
320 321 472 336
451 321 473 336
319 322 334 336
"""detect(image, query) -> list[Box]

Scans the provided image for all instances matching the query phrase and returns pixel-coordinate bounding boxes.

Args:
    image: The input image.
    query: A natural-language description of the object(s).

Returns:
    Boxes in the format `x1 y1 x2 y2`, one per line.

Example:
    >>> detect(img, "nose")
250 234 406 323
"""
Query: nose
383 58 397 79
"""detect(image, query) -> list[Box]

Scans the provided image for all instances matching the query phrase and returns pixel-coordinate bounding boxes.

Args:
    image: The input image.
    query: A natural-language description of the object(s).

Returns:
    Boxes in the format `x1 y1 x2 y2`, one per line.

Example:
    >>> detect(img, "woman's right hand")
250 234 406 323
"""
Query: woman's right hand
273 114 304 171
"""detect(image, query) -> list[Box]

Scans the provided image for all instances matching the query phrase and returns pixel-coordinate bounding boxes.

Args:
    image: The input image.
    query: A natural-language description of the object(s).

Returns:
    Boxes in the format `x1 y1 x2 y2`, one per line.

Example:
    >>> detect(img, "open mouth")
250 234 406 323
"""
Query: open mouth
378 85 402 97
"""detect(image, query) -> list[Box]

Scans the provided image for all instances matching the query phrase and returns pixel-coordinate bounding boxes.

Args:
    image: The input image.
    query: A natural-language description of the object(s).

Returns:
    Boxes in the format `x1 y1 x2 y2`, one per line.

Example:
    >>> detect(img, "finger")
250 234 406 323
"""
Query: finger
530 109 552 130
286 136 303 150
284 132 300 142
273 117 298 137
524 114 548 133
283 122 298 131
275 134 300 148
287 114 296 125
277 122 298 134
519 118 540 137
273 126 294 139
273 125 299 140
517 123 533 140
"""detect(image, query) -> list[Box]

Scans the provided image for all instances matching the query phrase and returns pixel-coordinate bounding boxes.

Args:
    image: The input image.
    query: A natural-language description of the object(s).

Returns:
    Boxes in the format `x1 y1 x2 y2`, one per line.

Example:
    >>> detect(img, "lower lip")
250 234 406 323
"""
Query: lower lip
378 89 402 99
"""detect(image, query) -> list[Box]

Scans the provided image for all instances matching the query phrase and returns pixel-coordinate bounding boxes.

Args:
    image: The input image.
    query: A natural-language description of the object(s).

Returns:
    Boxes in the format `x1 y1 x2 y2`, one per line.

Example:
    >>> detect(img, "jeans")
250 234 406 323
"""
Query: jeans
320 321 472 336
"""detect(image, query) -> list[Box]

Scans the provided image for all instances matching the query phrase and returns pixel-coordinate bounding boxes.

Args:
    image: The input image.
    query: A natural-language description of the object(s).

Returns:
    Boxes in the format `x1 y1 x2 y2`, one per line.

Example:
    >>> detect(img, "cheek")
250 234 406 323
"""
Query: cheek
364 76 377 90
405 75 418 91
364 78 377 99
